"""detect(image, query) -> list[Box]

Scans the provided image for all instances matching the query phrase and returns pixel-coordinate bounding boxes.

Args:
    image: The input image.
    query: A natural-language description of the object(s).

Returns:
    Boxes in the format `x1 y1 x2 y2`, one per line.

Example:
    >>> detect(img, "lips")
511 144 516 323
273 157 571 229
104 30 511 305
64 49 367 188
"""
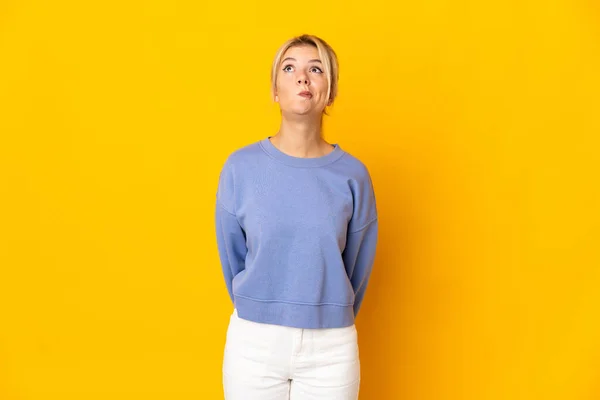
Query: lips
298 91 312 99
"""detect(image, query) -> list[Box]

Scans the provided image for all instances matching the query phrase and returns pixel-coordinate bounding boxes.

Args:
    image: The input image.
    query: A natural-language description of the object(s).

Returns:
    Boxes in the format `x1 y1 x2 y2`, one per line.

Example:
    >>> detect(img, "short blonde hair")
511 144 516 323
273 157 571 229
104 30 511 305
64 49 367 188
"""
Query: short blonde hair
270 34 339 113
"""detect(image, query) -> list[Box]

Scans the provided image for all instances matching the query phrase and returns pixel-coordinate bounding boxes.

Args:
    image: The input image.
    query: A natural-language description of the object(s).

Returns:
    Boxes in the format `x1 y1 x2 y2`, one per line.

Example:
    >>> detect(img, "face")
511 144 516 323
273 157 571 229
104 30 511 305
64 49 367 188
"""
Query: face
274 45 331 117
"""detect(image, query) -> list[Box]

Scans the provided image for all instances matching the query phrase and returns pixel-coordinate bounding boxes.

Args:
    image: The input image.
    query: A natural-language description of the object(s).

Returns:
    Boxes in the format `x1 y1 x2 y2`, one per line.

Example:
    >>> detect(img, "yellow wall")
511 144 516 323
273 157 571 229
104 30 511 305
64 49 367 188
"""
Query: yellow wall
1 1 599 399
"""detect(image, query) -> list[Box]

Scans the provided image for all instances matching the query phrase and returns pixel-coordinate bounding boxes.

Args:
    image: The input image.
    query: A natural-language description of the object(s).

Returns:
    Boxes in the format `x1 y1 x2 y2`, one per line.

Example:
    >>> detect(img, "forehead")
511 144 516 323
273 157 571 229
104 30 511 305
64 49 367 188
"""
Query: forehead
281 45 320 62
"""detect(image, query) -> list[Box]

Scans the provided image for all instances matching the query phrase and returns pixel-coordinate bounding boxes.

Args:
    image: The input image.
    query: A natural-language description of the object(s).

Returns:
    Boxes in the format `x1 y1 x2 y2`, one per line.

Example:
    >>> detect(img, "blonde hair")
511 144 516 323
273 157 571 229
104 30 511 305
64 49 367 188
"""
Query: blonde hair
270 34 339 114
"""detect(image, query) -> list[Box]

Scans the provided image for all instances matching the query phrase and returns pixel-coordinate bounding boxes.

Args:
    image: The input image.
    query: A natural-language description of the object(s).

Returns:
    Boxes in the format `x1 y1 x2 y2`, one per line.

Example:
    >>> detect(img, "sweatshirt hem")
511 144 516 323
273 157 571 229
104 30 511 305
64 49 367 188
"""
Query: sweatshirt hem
234 295 355 329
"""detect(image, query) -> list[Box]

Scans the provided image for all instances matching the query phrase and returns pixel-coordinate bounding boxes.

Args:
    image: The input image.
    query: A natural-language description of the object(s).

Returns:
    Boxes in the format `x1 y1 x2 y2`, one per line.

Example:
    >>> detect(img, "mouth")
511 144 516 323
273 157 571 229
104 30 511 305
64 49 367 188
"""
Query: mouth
298 91 313 99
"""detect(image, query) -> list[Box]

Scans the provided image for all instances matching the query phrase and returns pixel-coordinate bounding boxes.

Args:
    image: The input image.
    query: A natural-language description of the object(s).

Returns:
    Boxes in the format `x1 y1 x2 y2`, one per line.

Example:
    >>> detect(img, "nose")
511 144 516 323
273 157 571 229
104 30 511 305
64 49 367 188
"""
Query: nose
296 72 310 86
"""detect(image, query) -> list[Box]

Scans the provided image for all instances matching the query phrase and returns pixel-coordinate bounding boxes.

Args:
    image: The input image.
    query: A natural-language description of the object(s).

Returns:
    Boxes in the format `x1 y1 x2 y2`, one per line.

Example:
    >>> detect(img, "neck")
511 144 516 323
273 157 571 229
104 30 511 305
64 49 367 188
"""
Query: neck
272 115 329 158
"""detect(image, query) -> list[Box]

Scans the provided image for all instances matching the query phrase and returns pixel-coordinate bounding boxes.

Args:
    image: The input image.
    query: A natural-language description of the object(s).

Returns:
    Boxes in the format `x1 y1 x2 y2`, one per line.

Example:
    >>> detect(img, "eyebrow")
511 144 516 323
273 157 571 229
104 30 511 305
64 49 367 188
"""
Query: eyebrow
281 57 322 64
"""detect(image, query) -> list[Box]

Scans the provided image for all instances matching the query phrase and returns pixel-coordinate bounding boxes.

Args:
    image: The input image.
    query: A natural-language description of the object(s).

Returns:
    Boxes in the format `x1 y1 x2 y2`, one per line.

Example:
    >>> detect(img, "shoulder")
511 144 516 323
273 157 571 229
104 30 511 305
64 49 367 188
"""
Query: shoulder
216 140 263 213
217 139 262 179
335 148 374 184
336 149 378 230
222 140 264 168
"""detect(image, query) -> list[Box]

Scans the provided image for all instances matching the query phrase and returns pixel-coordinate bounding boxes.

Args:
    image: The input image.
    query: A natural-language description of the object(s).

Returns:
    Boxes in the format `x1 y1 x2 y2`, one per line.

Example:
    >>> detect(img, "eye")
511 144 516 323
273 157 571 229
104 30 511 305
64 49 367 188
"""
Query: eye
282 64 294 72
310 66 323 74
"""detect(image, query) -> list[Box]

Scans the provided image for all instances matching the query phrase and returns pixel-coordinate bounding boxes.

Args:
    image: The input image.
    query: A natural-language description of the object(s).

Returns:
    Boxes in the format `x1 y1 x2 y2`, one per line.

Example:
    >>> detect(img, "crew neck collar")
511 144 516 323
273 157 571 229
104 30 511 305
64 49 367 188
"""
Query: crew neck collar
259 136 345 168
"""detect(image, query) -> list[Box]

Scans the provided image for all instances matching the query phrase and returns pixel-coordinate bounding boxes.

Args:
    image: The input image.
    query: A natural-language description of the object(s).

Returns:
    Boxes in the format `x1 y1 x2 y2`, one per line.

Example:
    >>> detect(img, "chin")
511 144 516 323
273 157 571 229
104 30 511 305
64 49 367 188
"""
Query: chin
283 106 323 117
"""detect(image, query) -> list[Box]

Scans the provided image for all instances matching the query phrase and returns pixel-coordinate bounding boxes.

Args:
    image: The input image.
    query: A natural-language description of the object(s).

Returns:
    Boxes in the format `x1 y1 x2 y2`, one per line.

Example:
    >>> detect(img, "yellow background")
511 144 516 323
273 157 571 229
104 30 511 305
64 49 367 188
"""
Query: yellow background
1 0 599 399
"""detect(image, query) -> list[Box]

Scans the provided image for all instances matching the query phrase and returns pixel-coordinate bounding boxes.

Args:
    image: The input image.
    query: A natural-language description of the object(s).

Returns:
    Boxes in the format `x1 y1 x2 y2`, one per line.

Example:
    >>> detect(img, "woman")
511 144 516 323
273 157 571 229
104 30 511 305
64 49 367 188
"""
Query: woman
215 34 378 399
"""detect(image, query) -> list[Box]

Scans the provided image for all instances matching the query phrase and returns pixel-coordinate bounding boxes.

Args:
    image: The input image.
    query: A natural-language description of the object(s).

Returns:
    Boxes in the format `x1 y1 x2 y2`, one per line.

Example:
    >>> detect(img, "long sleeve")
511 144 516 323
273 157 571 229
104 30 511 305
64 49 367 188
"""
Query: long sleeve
342 169 379 317
215 201 247 303
343 218 378 316
215 159 247 303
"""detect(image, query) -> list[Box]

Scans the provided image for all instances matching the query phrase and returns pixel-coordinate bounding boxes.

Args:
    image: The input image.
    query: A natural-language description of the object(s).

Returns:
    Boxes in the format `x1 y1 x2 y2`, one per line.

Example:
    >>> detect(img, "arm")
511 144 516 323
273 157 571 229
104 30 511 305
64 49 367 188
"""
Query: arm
342 169 379 317
214 159 247 303
343 218 378 316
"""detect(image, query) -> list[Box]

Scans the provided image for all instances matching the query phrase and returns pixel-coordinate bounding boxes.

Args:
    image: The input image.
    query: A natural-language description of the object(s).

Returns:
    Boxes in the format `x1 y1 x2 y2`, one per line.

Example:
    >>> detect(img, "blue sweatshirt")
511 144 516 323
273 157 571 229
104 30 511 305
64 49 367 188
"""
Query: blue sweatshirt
215 136 378 329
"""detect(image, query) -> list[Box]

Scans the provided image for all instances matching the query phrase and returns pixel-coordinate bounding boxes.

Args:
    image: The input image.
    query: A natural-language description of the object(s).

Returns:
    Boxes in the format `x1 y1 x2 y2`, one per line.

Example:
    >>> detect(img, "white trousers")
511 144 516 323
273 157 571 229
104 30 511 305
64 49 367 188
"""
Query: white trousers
222 309 360 400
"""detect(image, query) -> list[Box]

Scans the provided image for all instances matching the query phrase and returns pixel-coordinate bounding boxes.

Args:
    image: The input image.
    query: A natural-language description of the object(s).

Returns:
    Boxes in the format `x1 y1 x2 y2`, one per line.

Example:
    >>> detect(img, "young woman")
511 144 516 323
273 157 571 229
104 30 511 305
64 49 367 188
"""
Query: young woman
215 34 379 399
